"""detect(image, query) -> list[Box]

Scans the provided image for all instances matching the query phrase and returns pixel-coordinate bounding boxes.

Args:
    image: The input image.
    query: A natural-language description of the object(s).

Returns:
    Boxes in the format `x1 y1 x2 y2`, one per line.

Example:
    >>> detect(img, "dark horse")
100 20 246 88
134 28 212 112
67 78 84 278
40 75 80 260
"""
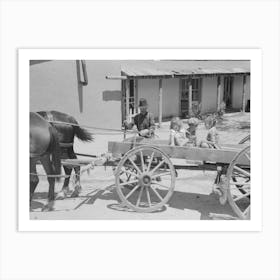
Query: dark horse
37 110 94 199
30 112 61 211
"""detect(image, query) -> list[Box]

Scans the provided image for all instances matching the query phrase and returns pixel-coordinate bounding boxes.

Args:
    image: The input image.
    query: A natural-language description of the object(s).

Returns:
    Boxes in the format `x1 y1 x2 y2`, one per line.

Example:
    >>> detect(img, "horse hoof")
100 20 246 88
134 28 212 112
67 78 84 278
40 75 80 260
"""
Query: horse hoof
41 204 54 212
56 191 66 200
70 190 79 198
62 187 71 194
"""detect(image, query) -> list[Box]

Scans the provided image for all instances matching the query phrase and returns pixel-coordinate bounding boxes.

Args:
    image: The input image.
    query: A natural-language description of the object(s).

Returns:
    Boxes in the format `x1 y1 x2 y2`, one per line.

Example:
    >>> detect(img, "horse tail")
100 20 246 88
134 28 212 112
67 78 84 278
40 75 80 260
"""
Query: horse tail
74 126 94 142
48 126 62 176
69 116 94 142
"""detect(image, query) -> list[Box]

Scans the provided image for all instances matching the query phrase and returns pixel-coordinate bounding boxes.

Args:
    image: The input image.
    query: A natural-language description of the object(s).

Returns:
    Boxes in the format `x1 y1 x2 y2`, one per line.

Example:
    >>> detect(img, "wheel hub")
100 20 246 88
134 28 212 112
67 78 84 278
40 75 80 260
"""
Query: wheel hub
139 173 152 187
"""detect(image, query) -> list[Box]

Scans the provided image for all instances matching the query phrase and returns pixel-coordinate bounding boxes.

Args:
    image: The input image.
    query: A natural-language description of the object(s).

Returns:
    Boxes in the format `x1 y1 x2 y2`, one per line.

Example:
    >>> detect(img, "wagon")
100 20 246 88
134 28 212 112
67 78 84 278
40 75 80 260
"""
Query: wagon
106 136 250 220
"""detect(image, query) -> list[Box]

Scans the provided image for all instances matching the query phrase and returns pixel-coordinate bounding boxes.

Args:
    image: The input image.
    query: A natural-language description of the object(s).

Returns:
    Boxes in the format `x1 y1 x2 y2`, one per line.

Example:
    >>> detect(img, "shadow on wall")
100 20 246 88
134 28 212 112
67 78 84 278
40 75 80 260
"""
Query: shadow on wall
102 90 122 101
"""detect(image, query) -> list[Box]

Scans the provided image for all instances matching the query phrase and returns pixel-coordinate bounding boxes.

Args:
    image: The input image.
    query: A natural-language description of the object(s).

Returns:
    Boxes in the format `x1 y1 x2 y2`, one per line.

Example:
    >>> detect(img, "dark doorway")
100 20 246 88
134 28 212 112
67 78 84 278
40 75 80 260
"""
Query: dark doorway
223 76 233 108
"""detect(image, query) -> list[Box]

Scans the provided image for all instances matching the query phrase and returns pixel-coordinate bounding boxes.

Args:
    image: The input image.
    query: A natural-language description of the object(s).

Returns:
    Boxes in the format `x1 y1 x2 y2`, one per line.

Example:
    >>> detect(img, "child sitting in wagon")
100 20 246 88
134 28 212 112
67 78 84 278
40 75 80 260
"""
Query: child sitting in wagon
169 117 187 146
199 115 221 149
169 117 199 147
186 117 199 147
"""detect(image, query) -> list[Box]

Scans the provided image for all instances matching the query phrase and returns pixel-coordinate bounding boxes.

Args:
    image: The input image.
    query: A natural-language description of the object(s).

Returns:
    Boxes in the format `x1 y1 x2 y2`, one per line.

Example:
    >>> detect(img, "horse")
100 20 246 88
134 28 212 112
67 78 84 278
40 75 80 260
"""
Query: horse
36 110 94 199
30 112 62 211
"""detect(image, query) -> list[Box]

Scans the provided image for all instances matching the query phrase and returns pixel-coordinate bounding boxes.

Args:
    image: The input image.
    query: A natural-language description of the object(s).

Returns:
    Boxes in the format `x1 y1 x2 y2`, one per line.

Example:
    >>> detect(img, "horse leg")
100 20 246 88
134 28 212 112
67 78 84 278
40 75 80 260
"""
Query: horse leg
68 149 82 198
30 159 39 207
56 166 72 200
40 155 56 211
71 165 81 197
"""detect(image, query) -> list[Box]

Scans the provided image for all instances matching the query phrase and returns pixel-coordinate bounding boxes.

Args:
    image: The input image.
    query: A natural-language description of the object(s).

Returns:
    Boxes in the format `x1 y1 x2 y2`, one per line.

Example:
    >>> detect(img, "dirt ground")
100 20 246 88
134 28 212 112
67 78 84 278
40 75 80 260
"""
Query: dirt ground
30 112 250 220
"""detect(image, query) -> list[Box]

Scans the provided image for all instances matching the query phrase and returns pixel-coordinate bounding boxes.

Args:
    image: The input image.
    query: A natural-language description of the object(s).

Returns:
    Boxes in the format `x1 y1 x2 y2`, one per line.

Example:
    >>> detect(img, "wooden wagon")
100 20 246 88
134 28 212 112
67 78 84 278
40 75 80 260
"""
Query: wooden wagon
106 136 250 220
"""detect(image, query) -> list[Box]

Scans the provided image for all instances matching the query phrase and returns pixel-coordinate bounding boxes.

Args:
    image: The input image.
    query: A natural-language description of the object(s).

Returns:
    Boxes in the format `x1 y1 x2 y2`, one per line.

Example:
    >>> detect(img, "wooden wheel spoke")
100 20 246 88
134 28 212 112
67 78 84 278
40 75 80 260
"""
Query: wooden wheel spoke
152 181 170 189
147 152 154 172
151 171 171 179
243 205 250 216
139 150 146 172
150 186 164 201
230 182 250 186
233 166 250 177
151 159 166 174
119 179 139 186
121 168 139 178
245 152 250 161
233 192 250 202
136 186 144 207
125 184 140 199
145 186 151 207
232 172 248 178
128 158 142 175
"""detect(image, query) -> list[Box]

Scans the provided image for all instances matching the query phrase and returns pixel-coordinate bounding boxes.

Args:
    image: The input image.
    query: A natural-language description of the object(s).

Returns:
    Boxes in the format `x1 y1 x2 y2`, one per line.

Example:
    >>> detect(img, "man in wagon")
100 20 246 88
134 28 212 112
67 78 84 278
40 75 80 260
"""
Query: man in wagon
123 98 156 138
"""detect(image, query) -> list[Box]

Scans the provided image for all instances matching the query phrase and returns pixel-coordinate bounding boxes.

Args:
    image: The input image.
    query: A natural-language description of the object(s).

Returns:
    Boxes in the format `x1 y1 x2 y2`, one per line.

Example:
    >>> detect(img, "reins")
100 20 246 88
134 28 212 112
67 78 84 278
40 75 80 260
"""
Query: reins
30 161 95 179
47 120 136 136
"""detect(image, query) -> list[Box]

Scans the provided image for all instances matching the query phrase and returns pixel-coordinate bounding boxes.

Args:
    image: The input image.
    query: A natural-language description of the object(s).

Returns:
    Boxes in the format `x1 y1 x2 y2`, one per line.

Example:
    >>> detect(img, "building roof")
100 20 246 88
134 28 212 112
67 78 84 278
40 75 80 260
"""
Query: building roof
121 60 250 78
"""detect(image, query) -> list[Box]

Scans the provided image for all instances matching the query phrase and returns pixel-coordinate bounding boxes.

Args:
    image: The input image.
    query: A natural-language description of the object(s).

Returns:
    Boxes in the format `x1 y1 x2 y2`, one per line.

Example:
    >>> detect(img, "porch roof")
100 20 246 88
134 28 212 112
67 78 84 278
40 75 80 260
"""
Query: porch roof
121 60 250 79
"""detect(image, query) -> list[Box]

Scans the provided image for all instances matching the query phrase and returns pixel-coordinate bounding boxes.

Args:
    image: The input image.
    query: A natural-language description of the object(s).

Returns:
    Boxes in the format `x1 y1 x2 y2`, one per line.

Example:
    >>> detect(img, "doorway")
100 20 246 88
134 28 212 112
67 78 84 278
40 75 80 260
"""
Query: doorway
180 78 201 117
223 76 233 108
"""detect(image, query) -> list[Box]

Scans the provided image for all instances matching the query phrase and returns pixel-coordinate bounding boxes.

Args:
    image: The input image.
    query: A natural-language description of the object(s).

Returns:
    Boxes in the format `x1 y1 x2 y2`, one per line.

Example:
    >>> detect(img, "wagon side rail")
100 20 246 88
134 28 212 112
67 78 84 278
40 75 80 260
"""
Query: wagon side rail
108 141 250 165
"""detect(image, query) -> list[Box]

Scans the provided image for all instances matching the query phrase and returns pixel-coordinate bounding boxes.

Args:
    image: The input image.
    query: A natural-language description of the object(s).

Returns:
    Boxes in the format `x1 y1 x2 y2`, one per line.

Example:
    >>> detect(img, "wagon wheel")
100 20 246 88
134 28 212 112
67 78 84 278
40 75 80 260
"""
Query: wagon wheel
115 145 176 212
238 134 250 144
226 145 250 219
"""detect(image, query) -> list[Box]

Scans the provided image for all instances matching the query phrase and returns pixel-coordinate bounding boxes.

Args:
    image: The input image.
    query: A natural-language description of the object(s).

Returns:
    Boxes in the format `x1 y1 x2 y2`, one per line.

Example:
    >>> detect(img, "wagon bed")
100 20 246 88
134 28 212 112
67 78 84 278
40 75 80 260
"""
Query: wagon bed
106 136 250 219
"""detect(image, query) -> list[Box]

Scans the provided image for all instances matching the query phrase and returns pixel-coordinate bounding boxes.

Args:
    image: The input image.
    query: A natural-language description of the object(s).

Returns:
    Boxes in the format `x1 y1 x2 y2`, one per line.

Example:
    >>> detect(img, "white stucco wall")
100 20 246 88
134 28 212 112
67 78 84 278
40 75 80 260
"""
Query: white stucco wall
162 78 180 118
137 78 180 119
30 60 123 129
137 79 159 118
200 77 218 113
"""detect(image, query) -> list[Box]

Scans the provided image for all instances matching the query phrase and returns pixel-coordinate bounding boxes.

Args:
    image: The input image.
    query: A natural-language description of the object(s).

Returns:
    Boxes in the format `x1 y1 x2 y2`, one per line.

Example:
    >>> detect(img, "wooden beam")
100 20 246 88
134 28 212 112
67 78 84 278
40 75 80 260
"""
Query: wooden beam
125 79 130 121
242 75 247 112
217 76 221 111
108 141 249 165
188 79 193 116
106 75 127 80
158 79 163 127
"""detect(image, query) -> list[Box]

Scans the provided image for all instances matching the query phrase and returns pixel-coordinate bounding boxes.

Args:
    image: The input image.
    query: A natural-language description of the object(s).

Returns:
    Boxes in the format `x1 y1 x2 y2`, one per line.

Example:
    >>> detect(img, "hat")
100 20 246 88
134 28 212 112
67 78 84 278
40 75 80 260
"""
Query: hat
139 98 148 107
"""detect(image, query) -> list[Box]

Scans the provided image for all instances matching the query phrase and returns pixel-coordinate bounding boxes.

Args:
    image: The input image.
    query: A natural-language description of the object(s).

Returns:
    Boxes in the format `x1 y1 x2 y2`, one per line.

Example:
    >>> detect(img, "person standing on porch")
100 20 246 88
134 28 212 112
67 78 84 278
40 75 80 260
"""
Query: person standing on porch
123 98 156 138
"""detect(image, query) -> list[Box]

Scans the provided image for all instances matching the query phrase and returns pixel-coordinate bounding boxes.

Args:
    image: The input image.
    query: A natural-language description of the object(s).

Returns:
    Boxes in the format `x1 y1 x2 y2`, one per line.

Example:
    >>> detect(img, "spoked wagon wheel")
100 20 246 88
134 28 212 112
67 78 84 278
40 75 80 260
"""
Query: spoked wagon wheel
115 145 176 212
226 145 250 220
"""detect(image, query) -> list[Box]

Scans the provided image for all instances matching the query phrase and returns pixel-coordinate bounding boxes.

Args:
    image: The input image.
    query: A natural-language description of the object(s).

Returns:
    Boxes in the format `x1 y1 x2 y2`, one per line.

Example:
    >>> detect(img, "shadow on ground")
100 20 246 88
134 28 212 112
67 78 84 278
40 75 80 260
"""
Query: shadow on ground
31 184 237 220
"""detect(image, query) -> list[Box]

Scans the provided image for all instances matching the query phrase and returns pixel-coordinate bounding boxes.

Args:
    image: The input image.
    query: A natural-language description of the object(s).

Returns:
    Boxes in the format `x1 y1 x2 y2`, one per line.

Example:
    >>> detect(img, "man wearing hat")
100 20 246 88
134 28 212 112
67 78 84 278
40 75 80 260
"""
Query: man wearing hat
123 98 155 138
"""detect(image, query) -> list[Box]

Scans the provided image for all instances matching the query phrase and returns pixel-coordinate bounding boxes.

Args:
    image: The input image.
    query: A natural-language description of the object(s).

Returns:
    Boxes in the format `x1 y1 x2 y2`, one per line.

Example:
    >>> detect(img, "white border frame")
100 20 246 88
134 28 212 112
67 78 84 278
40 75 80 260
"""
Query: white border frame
19 49 262 231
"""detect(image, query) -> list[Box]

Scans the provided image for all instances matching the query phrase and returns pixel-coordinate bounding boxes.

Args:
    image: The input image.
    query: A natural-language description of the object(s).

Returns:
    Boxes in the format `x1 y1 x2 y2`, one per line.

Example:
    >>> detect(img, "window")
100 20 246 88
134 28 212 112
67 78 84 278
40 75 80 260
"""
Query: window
180 78 201 116
122 79 138 122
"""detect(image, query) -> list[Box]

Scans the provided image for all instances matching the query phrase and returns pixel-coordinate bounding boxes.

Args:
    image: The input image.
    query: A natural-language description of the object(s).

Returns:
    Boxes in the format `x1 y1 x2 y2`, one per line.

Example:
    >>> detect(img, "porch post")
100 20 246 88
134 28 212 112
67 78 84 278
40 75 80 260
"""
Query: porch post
158 79 163 127
242 75 247 112
217 76 221 111
188 78 193 116
125 79 130 121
